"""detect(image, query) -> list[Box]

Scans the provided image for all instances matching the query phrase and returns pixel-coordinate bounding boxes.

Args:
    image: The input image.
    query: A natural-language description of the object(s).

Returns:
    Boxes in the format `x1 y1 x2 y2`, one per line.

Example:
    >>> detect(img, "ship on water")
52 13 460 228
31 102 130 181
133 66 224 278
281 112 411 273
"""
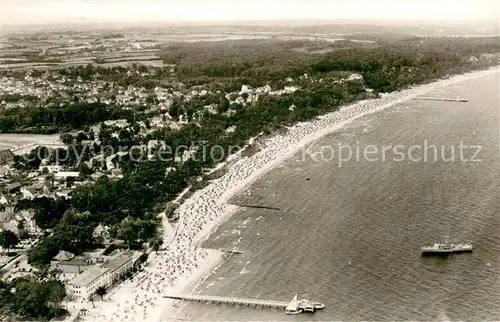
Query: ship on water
422 236 473 256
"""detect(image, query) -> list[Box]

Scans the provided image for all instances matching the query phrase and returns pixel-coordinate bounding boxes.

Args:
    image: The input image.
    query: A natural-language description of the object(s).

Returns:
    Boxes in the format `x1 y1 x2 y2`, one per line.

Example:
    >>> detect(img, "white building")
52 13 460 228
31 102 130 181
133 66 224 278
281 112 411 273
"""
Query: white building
39 165 63 173
347 73 363 81
66 267 111 300
104 119 129 129
54 172 80 180
102 253 137 282
0 195 12 205
66 251 141 300
20 187 35 200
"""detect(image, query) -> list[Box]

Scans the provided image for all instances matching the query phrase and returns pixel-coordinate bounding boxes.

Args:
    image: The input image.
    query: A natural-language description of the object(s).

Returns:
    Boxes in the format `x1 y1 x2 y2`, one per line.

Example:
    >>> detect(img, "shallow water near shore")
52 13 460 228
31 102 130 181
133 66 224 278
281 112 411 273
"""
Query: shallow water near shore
174 72 500 320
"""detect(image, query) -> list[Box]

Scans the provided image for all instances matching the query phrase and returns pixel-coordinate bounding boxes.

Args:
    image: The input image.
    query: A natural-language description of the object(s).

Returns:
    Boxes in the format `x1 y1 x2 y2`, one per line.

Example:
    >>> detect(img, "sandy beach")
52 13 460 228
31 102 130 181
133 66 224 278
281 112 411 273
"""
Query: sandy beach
76 66 500 322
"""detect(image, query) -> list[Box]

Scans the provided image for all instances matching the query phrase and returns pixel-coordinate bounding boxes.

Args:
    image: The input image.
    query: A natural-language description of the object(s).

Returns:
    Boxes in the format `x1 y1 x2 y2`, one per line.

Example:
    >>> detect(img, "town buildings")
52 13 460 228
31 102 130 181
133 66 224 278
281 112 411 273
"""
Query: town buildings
0 206 40 235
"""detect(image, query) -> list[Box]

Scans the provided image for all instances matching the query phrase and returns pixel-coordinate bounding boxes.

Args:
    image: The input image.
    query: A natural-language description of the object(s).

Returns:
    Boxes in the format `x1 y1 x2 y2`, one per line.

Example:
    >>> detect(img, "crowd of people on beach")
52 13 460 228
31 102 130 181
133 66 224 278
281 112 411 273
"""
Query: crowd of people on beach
78 67 499 322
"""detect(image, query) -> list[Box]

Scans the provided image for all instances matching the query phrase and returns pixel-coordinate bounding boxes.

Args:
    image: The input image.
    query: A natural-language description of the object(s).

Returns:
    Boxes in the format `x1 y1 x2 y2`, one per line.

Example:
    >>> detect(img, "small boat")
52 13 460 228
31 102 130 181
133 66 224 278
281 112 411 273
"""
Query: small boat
422 236 473 256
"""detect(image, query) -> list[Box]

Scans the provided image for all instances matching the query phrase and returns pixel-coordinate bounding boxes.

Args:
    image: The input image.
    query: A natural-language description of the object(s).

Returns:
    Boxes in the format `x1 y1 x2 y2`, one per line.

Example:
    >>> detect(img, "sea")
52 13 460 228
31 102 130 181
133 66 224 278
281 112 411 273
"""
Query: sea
169 72 500 321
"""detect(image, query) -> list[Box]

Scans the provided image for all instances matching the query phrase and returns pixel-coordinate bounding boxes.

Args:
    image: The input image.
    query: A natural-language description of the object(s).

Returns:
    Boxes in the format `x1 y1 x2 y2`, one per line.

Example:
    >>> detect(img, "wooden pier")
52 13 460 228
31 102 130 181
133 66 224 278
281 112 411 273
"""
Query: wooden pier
163 293 289 309
411 96 468 102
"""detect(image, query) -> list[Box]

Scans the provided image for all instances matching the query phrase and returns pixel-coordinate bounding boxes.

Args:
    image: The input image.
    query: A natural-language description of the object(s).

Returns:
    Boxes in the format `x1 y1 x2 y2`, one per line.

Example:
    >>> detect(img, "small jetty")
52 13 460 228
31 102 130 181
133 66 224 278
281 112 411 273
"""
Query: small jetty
163 293 288 309
411 96 468 102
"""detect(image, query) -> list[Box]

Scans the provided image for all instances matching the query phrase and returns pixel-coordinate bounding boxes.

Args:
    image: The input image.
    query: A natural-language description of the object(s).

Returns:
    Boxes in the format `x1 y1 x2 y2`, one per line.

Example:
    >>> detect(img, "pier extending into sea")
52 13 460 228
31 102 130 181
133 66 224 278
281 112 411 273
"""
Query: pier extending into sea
163 293 289 309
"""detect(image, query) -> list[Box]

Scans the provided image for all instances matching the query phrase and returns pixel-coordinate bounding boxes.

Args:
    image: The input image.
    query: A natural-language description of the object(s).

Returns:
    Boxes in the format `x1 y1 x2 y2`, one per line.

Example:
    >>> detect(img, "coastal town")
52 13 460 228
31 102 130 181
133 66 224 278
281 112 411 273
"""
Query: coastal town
1 21 500 321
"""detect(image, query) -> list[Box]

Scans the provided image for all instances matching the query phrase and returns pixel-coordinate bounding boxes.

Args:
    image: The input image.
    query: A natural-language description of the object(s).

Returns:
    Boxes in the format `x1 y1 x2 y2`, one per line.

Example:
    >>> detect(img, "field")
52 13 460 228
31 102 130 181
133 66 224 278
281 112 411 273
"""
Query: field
0 26 397 71
1 24 499 72
0 133 61 150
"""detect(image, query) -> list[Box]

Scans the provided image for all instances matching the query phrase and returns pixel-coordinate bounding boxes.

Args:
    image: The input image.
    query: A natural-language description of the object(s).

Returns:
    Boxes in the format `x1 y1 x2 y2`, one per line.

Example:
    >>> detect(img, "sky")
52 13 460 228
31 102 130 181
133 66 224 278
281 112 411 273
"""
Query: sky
0 0 499 25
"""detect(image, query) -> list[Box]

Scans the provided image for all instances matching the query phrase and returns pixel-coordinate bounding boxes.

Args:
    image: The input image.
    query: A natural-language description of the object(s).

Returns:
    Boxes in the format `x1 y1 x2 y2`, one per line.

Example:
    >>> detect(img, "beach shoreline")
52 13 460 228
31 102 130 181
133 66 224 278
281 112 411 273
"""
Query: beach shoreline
77 66 500 322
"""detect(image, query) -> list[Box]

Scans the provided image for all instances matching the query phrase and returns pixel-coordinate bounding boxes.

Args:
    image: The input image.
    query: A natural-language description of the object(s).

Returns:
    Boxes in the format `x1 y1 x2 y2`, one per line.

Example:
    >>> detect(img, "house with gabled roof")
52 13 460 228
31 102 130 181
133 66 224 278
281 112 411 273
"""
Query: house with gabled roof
21 186 36 200
93 223 110 243
0 194 12 205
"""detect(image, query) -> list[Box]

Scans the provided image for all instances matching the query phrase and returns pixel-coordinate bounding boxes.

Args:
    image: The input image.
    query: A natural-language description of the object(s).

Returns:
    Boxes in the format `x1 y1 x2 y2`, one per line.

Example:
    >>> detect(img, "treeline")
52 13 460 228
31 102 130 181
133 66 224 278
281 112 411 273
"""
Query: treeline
0 278 68 320
310 47 462 92
0 102 135 134
161 39 313 85
0 93 39 103
161 37 500 92
55 64 173 86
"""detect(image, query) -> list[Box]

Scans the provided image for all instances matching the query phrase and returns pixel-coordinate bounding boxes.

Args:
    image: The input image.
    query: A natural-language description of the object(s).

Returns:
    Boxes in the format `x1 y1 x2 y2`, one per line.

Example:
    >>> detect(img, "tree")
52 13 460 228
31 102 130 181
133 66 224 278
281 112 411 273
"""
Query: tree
60 134 73 145
218 98 230 113
0 230 19 253
75 132 88 143
19 231 30 240
66 176 75 187
17 221 25 231
95 286 107 301
138 253 148 265
79 162 93 176
48 268 63 280
152 238 163 253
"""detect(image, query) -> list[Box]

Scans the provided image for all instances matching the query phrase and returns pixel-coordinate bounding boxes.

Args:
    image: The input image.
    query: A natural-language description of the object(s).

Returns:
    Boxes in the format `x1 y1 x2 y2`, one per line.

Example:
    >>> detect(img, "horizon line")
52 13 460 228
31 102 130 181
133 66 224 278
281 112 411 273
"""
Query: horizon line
2 17 498 28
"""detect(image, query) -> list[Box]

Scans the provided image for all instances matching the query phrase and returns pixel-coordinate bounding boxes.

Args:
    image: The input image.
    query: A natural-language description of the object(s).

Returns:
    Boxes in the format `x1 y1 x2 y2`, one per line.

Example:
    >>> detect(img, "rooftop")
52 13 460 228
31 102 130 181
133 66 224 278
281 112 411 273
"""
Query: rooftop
5 182 21 191
102 253 133 270
67 266 109 287
55 256 91 267
55 172 80 178
52 250 75 261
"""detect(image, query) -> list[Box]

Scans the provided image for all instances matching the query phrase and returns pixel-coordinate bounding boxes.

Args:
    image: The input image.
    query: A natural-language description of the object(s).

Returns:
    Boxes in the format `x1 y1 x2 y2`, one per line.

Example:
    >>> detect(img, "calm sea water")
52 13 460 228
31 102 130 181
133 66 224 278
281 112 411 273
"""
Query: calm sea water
172 72 500 321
